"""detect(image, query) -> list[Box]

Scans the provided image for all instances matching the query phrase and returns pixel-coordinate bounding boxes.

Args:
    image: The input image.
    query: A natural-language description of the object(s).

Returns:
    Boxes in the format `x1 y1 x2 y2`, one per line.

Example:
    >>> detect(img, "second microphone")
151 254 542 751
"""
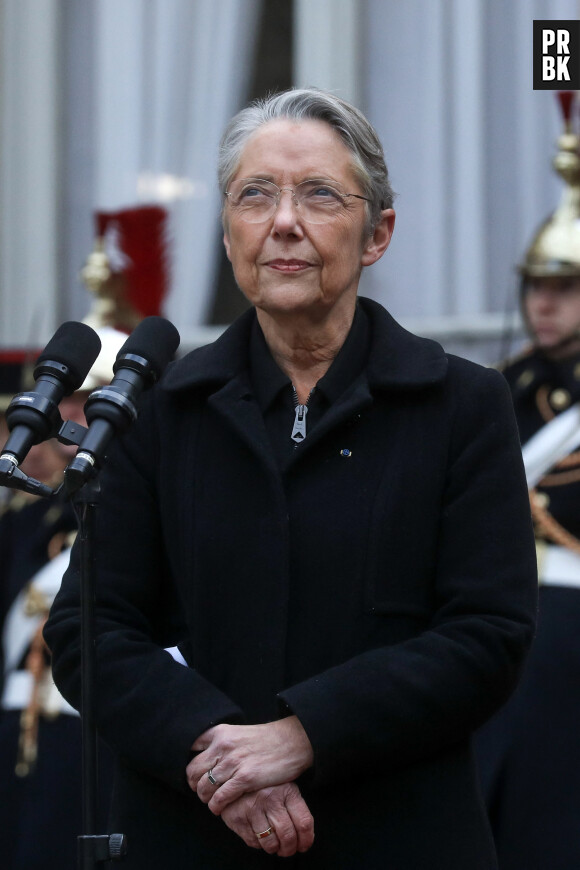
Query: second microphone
65 316 180 494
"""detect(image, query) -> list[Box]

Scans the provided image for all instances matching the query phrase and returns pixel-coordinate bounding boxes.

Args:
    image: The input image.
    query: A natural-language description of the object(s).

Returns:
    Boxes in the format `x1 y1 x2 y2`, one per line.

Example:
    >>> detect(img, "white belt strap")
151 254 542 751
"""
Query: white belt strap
3 549 72 674
1 670 79 716
537 543 580 588
522 402 580 488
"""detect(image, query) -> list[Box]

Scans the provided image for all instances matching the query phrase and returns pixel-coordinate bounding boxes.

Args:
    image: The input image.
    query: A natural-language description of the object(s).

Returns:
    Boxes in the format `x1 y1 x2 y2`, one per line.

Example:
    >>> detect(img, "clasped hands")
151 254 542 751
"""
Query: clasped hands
186 715 315 857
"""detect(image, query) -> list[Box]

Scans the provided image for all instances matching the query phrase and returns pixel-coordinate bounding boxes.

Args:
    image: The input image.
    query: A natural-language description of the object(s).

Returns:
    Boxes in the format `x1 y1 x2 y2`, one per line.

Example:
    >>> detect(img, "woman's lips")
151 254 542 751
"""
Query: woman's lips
266 259 312 272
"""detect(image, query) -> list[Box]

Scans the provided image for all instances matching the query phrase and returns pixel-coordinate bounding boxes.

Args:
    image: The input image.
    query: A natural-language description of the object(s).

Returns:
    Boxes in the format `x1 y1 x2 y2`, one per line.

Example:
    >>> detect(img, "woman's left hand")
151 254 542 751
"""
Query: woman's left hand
220 783 315 857
186 716 314 815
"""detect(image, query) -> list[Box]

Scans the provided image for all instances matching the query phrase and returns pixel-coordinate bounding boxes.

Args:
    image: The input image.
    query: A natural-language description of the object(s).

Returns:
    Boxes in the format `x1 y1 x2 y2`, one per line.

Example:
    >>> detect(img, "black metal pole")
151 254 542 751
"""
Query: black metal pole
80 497 98 830
73 478 127 868
75 482 99 868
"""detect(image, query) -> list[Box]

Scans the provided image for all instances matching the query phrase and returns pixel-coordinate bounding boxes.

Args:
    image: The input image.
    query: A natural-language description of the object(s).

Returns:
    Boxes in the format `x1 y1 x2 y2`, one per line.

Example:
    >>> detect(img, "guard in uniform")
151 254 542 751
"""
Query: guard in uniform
0 480 84 868
476 92 580 870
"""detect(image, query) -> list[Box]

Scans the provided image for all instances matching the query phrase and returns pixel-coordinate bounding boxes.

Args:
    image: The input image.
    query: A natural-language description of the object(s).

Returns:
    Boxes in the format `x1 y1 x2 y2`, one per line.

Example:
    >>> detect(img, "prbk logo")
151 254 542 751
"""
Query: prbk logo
533 21 580 89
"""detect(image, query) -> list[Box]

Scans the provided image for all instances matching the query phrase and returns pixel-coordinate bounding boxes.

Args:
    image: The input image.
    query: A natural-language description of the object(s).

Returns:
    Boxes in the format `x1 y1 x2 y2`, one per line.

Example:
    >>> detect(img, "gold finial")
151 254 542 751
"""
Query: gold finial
80 237 119 329
80 237 111 293
519 92 580 280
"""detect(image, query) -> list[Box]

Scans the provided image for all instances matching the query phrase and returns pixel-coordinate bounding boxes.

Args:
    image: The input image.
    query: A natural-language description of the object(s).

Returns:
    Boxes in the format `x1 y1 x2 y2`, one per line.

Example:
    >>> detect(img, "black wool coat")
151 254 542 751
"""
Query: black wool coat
45 298 538 869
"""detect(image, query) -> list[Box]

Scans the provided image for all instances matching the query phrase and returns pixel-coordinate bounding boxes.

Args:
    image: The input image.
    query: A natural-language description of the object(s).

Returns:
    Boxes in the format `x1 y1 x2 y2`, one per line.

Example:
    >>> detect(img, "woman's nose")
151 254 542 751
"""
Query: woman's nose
276 188 298 214
271 188 302 233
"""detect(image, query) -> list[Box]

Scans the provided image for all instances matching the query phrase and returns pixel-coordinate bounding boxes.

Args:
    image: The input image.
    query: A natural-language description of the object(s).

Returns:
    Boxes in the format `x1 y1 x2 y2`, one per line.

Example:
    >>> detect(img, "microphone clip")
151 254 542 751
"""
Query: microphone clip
0 455 56 498
56 417 88 448
0 417 89 499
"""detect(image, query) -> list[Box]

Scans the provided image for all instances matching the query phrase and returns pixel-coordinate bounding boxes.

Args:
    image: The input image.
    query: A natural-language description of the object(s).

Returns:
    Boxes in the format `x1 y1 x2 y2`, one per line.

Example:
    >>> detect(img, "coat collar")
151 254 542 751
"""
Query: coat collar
162 296 448 395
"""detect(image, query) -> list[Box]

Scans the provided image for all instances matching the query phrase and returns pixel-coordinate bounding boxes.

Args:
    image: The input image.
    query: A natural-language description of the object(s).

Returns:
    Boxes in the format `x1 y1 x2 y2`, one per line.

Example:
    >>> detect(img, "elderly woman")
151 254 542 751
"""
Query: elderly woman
45 88 537 869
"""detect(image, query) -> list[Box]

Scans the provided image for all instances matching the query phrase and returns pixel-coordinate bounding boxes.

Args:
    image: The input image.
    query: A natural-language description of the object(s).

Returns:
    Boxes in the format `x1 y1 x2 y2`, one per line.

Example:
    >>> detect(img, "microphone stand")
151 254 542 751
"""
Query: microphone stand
0 417 127 867
69 473 127 868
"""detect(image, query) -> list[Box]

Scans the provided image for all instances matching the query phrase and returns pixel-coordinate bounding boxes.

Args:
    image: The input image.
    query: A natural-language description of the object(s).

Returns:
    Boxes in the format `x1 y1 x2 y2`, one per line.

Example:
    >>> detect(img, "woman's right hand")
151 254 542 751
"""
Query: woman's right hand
220 782 315 857
189 717 314 814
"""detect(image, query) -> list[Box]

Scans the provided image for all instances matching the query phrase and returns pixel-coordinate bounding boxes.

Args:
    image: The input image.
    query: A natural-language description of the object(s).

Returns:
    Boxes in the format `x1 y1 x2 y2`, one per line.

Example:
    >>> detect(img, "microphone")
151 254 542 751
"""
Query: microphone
1 322 102 467
64 316 180 494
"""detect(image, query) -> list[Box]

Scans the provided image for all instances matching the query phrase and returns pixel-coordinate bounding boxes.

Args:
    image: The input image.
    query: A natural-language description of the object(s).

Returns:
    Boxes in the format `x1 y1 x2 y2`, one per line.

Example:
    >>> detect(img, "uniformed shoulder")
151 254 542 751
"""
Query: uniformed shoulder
0 492 35 516
499 347 547 394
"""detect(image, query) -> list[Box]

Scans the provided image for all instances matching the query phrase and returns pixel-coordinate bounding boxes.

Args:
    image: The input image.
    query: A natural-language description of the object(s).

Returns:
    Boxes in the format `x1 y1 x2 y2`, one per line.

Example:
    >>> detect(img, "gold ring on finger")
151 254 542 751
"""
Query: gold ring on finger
255 826 274 840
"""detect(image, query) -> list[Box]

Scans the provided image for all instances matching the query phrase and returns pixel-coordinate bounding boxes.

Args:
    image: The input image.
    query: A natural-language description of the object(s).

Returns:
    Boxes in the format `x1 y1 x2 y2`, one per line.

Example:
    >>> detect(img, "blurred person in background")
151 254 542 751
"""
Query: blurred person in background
476 92 580 870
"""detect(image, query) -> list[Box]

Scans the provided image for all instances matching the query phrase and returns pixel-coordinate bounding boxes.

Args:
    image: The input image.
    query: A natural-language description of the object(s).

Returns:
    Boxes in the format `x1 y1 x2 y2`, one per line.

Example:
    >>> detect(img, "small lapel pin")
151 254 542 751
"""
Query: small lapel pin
339 448 353 458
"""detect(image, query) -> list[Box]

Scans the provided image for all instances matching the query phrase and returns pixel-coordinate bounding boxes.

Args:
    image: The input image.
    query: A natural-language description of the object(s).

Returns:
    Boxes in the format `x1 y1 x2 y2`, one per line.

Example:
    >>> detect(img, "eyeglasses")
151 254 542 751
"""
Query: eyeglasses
225 178 371 225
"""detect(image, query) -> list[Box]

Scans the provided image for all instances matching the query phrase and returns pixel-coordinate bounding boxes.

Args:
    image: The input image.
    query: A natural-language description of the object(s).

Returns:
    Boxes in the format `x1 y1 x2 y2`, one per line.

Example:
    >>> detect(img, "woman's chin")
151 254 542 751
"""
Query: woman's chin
252 287 325 317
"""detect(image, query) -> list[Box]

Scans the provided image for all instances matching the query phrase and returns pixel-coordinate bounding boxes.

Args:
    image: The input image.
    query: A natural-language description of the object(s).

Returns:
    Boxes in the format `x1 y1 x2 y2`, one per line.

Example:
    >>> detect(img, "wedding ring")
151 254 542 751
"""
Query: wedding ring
256 826 274 840
207 768 219 786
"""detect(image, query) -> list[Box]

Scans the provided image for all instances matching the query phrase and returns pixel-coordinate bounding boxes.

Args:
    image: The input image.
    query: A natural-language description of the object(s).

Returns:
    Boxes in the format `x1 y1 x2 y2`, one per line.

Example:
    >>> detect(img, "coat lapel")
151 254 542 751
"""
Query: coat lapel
161 297 449 454
207 374 280 478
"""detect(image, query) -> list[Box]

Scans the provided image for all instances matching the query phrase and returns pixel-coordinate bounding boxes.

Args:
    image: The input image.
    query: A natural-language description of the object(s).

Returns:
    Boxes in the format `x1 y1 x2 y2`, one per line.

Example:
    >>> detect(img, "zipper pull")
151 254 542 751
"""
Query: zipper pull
291 404 308 443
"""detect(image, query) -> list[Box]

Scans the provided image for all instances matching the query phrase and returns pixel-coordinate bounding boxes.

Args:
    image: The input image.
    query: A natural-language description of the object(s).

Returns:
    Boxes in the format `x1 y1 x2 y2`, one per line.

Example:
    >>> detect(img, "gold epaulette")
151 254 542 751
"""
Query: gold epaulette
530 489 580 556
1 491 41 514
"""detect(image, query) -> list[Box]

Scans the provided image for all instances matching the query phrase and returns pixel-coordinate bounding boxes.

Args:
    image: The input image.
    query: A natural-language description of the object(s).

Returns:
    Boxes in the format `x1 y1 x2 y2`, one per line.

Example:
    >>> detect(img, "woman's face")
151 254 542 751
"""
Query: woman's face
524 277 580 355
223 119 394 322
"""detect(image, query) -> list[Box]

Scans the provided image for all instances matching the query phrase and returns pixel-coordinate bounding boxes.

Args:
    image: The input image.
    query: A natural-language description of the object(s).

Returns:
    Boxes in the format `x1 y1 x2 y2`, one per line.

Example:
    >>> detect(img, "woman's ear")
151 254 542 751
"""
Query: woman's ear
361 209 396 267
223 231 232 262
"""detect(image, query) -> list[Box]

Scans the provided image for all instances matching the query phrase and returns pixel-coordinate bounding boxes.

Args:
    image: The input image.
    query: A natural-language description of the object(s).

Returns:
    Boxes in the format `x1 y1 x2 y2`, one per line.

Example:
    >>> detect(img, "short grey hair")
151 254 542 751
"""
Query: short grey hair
218 87 395 232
